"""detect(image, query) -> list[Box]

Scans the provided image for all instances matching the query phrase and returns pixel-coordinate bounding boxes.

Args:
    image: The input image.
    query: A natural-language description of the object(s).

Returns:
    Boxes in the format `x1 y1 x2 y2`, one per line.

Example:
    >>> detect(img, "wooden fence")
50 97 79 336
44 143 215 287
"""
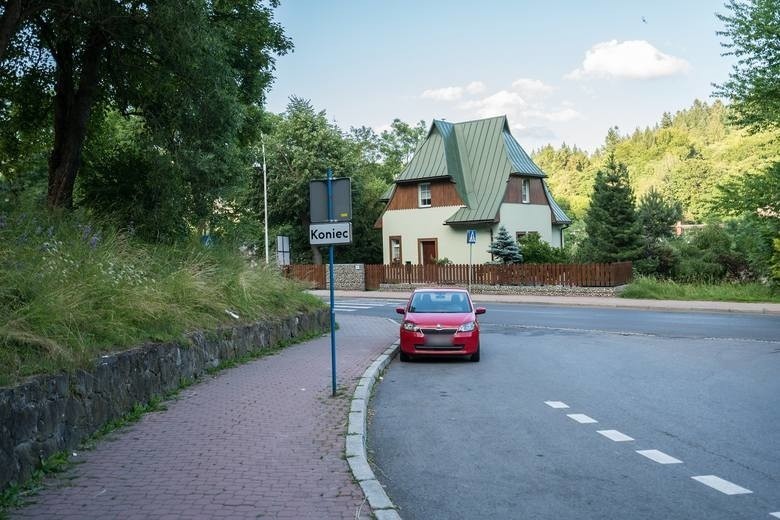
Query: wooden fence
281 264 326 288
283 262 632 290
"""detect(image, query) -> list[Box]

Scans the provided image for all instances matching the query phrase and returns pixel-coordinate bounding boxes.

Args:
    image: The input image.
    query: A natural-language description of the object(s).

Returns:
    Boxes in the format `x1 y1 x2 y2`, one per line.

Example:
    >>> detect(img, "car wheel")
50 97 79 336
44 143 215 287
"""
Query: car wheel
470 344 480 362
399 350 411 362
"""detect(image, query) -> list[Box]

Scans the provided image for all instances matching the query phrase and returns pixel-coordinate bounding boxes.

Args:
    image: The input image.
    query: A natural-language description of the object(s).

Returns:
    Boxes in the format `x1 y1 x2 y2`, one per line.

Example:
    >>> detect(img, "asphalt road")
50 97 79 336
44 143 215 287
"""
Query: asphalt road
363 302 780 520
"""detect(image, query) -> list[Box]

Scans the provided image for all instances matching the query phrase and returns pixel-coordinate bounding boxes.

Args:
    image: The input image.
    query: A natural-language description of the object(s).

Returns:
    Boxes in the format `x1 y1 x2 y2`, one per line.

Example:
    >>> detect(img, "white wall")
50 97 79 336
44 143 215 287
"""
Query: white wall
498 203 554 244
382 207 494 264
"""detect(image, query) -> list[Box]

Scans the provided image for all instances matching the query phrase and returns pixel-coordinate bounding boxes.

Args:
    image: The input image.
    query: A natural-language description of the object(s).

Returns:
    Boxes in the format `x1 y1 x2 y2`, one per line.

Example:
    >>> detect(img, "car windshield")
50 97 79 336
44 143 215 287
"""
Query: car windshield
409 291 471 313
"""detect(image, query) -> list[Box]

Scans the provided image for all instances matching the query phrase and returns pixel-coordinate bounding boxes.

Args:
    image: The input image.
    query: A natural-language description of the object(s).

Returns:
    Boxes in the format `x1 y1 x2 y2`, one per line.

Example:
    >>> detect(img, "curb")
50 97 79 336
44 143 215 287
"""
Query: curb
347 341 402 520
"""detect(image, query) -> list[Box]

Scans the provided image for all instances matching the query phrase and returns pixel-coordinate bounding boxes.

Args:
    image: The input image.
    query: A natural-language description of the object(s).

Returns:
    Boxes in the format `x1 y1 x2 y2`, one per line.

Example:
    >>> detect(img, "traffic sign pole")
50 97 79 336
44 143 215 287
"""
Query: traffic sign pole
327 168 337 397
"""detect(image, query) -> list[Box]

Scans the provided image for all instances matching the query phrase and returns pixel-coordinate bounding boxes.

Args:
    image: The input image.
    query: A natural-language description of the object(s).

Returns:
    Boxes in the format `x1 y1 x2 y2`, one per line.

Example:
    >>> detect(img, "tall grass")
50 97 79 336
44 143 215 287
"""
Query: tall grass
0 209 322 387
620 276 780 303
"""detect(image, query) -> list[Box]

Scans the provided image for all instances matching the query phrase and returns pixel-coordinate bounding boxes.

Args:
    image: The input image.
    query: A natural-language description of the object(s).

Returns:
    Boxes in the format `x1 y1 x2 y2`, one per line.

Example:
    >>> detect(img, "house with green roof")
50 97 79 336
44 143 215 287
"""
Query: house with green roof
377 115 571 265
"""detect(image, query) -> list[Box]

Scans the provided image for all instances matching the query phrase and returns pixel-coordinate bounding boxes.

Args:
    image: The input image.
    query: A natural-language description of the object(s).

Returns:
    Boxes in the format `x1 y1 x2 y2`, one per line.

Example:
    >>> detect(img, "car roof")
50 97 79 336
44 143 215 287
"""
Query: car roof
412 288 469 294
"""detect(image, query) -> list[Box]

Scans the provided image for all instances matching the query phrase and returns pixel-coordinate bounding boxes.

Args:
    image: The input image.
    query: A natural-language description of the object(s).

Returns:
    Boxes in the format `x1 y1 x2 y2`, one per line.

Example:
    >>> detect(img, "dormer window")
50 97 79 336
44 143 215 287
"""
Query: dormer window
418 182 432 207
521 179 530 203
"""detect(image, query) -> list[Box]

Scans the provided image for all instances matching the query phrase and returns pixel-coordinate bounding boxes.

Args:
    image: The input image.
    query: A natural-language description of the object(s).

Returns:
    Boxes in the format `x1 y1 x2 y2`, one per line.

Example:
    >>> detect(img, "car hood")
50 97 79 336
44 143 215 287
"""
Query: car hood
404 312 474 327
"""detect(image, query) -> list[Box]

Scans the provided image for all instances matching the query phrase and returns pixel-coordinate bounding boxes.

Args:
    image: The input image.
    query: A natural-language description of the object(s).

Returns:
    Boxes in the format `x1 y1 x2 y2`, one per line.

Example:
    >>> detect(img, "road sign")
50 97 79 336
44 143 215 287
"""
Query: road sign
467 229 477 244
276 235 290 265
309 222 352 245
310 178 352 223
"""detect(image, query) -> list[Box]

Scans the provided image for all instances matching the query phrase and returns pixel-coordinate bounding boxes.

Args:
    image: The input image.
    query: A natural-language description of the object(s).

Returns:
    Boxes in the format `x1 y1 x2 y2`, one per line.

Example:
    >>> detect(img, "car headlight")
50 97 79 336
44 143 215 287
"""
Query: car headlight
458 321 476 332
402 321 420 332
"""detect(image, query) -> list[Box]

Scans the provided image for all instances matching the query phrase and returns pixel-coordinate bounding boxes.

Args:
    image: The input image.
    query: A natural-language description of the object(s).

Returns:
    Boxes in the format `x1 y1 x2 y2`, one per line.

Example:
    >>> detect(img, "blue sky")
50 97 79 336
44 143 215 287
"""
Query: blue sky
265 1 733 152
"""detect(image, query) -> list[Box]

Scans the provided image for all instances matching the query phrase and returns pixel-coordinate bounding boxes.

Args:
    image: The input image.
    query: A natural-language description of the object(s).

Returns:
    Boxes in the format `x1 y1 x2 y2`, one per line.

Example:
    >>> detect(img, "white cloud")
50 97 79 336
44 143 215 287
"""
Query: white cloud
465 81 486 94
421 86 464 101
526 107 582 122
511 78 555 99
460 90 527 118
566 40 690 80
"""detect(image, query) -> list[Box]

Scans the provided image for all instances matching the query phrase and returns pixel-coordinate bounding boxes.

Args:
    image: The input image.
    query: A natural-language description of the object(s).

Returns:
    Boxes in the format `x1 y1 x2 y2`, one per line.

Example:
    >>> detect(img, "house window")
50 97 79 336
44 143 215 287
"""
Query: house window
389 236 402 263
521 179 530 203
418 182 432 207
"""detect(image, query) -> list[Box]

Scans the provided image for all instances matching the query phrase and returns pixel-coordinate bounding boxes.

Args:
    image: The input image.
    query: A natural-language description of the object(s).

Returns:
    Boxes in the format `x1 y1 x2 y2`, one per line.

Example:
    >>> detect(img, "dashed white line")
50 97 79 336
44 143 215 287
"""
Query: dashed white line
545 401 569 409
332 308 357 312
692 475 752 495
597 430 634 442
567 413 598 424
636 449 683 464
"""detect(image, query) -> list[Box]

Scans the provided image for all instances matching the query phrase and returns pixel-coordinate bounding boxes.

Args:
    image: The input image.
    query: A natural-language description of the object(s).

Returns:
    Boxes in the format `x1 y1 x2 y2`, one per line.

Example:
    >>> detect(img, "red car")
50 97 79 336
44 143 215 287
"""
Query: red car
396 288 486 362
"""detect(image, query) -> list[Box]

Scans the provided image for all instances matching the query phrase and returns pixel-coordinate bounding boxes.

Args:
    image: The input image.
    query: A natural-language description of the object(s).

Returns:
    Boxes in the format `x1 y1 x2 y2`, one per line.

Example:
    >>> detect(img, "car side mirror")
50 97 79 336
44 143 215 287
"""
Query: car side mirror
396 307 406 315
474 307 486 315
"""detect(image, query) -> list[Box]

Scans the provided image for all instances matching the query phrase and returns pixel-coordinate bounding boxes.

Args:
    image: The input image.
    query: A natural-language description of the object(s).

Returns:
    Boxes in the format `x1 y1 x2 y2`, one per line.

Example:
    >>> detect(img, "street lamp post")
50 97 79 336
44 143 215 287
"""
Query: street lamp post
254 135 270 265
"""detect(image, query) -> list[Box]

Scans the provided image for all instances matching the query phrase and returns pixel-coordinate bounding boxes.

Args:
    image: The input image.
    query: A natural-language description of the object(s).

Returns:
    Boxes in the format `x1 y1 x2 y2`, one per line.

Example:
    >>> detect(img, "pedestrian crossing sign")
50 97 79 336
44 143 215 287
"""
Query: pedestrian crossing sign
467 229 477 244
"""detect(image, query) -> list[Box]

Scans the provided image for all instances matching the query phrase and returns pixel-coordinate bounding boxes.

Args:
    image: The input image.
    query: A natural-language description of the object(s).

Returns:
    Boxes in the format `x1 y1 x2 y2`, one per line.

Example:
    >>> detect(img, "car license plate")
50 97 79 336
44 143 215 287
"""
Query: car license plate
424 334 452 347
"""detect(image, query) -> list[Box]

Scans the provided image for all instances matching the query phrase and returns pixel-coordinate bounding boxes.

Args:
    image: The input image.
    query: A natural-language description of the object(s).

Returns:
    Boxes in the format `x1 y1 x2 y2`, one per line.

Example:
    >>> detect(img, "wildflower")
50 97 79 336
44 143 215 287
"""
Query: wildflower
0 214 7 229
89 234 101 249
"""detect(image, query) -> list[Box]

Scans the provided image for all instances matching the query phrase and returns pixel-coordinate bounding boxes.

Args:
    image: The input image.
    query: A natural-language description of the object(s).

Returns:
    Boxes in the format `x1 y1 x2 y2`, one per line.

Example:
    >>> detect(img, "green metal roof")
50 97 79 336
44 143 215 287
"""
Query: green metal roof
394 115 570 225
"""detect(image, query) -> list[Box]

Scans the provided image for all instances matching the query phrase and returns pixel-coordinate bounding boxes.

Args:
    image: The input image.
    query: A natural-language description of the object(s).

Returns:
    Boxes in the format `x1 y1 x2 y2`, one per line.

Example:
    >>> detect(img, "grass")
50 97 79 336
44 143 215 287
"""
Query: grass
0 208 324 386
620 276 780 303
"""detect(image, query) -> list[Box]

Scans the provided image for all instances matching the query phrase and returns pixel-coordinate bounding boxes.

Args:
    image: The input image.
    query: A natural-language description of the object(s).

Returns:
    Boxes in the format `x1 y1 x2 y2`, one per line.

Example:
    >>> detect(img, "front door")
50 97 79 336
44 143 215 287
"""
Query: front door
419 239 437 264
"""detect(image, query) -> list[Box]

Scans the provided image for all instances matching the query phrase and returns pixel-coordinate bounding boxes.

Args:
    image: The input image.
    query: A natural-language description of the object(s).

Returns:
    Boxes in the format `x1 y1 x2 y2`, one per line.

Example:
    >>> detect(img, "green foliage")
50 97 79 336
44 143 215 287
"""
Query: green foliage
638 187 683 241
488 225 523 264
517 233 569 263
533 100 780 223
0 206 322 386
712 161 780 278
671 223 750 282
620 276 780 302
772 239 780 289
0 0 291 224
581 155 643 263
714 0 780 131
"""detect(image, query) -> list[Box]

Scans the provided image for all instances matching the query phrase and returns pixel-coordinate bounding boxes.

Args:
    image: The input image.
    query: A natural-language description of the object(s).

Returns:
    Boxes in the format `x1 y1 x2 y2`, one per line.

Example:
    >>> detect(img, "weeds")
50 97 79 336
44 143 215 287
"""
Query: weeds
621 276 780 302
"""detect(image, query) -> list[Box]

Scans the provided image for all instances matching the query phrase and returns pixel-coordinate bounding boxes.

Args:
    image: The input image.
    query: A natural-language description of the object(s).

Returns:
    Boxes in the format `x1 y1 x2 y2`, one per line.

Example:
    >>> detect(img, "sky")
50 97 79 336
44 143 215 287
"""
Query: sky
264 1 734 153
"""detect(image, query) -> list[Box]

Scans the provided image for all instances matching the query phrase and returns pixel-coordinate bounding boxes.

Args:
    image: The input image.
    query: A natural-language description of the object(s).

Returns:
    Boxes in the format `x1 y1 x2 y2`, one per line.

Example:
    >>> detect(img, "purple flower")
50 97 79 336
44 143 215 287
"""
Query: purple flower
89 234 101 249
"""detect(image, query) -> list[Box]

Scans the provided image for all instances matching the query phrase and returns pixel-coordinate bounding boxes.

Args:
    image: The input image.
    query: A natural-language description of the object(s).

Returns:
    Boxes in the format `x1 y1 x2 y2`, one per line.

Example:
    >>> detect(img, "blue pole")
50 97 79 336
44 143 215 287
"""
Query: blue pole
327 168 337 396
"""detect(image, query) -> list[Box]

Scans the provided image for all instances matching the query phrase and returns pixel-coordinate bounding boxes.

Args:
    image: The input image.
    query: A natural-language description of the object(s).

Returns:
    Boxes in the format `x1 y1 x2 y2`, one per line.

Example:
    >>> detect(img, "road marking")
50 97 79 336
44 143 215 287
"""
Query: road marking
769 512 780 518
636 450 682 464
332 308 357 312
567 413 598 424
545 401 569 409
333 304 374 309
597 430 634 442
692 475 752 495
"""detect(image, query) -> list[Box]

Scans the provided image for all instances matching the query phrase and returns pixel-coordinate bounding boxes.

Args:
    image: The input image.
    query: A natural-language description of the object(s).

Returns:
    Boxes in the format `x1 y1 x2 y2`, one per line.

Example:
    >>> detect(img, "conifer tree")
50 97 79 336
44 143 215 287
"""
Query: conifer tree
581 155 643 263
488 225 523 264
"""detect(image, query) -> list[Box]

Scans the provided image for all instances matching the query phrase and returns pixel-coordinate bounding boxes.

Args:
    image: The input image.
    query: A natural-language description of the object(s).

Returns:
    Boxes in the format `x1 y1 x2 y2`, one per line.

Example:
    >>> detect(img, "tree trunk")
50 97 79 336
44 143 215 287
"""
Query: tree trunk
300 212 323 264
46 28 106 209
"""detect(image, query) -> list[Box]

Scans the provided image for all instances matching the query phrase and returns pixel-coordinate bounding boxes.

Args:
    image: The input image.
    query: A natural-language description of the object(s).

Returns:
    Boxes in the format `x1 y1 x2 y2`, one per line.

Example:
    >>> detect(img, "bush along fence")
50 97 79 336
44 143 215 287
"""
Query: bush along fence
283 262 633 290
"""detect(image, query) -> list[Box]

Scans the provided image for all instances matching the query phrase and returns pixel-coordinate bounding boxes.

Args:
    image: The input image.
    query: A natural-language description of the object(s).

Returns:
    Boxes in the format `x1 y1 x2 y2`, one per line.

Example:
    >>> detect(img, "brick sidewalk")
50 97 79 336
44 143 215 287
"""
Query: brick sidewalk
11 316 397 520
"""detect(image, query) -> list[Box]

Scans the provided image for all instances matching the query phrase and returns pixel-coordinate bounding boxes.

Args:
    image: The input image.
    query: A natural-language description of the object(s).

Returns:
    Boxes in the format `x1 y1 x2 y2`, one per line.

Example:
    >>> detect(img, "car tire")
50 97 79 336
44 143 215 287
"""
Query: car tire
470 345 480 362
400 350 411 362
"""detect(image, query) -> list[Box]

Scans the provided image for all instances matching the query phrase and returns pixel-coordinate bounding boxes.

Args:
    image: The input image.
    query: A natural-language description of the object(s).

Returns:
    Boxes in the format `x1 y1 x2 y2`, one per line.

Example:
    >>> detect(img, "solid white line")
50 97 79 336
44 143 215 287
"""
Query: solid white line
545 401 570 409
769 512 780 518
597 430 634 442
567 414 598 424
636 450 682 464
333 308 357 312
692 475 752 495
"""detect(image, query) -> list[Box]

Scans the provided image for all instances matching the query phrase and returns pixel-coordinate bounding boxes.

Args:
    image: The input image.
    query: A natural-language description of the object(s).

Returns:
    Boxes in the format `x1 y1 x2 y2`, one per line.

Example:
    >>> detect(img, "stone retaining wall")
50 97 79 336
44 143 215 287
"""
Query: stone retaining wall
378 283 624 297
0 309 330 492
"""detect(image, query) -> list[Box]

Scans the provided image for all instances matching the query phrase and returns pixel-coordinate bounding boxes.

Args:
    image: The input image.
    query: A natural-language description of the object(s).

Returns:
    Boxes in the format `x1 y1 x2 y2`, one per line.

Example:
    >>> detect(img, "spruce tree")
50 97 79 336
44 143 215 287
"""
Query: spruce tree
488 225 523 264
581 155 643 263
